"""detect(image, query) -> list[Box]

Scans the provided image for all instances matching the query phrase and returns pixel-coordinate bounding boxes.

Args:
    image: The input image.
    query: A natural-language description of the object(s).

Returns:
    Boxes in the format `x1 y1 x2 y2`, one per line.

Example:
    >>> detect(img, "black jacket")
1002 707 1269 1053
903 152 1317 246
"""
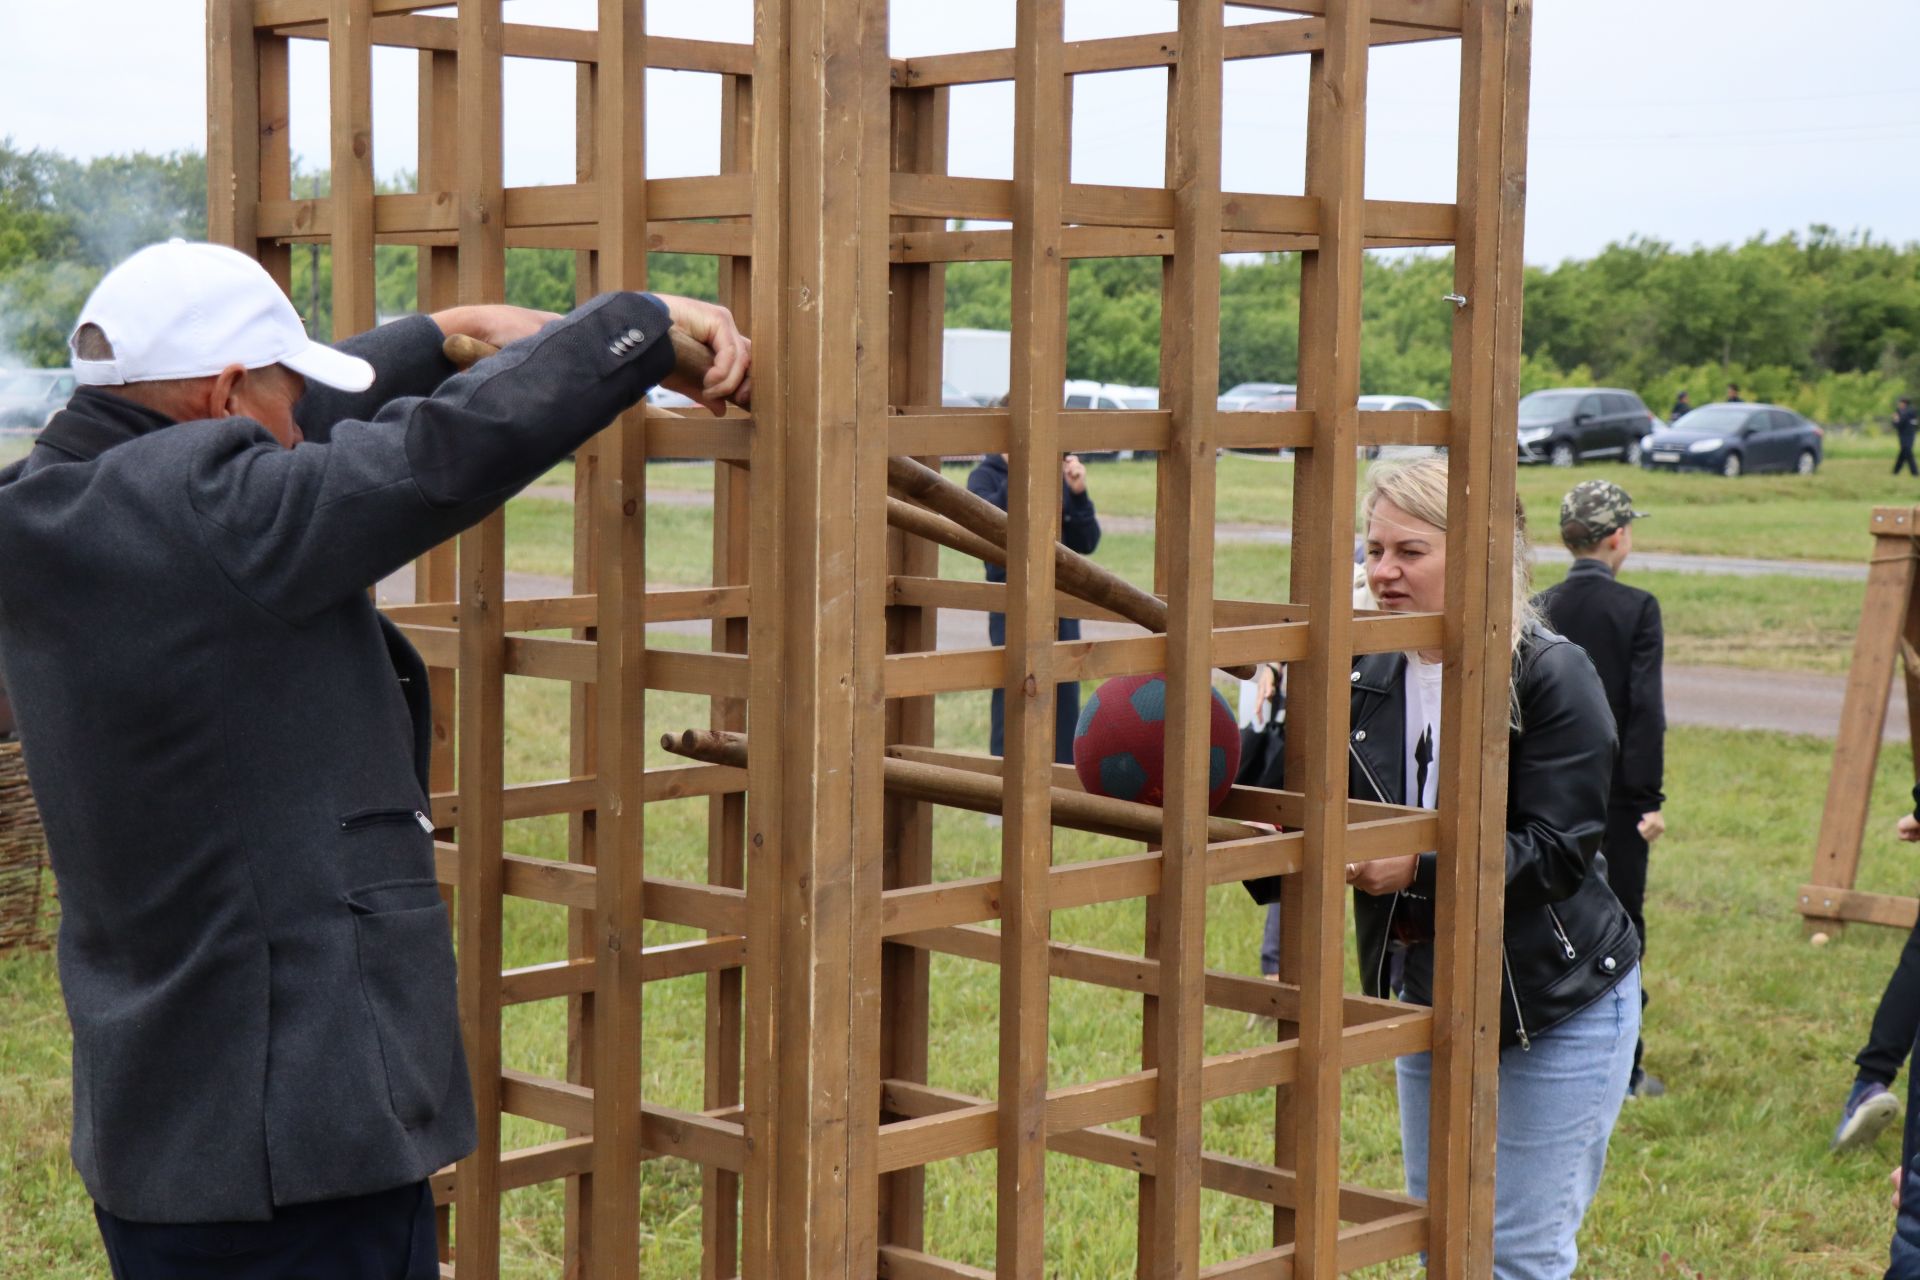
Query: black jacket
1535 559 1666 814
1245 628 1640 1051
0 294 675 1222
1897 405 1918 441
966 452 1101 644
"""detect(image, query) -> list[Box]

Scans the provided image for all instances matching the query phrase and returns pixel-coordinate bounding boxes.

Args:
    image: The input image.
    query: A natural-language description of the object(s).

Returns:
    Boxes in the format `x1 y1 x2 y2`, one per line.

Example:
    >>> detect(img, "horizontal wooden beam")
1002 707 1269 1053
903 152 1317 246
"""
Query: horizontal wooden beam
434 843 746 932
1797 884 1920 930
499 1070 748 1172
874 1010 1429 1173
894 15 1453 88
257 7 754 73
499 936 745 1004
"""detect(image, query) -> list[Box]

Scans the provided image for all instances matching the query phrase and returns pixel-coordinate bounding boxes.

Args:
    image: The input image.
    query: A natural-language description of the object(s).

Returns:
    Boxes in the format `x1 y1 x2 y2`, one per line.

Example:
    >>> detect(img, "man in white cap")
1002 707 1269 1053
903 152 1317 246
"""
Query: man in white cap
0 240 748 1278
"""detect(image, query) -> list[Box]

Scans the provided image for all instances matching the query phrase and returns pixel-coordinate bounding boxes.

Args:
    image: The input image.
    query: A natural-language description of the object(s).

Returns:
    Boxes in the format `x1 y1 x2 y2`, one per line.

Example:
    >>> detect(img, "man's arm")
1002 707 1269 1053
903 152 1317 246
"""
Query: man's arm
1618 594 1667 815
1060 454 1100 555
188 292 689 623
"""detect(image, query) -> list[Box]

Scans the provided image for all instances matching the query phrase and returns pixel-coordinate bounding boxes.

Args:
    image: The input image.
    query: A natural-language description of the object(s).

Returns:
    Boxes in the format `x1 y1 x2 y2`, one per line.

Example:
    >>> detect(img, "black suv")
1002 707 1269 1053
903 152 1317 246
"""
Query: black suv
1517 387 1654 467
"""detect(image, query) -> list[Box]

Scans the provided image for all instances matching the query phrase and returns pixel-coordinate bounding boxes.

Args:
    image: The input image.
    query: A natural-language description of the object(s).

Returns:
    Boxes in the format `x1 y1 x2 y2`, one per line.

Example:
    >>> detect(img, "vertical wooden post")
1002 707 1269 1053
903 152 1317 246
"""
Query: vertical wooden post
1148 3 1225 1275
206 0 260 258
1291 3 1368 1276
1428 3 1531 1274
327 0 375 339
256 32 292 294
588 6 650 1279
999 0 1066 1273
565 56 602 1280
878 79 948 1256
415 47 458 811
741 1 789 1270
451 4 505 1277
702 68 754 1280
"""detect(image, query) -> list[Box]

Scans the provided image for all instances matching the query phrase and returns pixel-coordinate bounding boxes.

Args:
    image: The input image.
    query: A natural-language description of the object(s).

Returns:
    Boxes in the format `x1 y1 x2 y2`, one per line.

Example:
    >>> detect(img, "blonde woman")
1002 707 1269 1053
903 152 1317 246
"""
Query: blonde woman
1246 455 1640 1279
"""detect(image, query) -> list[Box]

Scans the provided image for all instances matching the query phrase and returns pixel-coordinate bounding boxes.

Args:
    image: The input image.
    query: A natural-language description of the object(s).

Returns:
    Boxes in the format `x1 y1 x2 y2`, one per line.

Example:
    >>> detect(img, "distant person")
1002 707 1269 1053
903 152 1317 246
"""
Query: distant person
1670 390 1692 420
1536 479 1667 1101
1726 382 1744 403
968 452 1101 762
1895 397 1918 478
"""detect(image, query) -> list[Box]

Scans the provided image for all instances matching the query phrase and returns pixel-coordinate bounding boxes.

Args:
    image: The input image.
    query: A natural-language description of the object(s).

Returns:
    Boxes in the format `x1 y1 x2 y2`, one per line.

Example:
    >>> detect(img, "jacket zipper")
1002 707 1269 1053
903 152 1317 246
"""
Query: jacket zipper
1545 904 1577 961
340 807 435 834
1502 946 1532 1051
1347 738 1401 995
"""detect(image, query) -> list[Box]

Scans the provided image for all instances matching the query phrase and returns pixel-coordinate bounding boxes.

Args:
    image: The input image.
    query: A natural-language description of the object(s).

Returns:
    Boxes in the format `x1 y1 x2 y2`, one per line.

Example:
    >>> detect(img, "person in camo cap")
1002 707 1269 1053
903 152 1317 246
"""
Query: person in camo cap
1535 478 1668 1101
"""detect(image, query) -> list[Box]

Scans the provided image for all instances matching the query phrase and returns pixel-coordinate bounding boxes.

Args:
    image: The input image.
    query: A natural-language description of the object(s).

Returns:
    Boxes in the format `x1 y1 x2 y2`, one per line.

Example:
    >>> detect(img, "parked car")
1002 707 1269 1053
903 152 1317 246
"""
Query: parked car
1516 387 1654 467
1218 381 1293 412
0 368 77 431
1110 385 1159 410
1359 394 1442 460
1640 402 1823 477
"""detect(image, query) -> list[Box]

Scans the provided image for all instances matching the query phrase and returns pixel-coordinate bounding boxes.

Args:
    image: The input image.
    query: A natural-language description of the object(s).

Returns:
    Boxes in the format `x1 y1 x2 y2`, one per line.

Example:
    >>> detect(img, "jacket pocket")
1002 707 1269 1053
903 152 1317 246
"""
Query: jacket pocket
346 878 459 1129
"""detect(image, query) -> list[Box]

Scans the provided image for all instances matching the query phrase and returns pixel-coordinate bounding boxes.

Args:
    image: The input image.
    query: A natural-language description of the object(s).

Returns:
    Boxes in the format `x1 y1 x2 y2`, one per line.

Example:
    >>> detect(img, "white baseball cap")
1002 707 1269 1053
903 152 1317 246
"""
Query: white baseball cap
70 240 374 393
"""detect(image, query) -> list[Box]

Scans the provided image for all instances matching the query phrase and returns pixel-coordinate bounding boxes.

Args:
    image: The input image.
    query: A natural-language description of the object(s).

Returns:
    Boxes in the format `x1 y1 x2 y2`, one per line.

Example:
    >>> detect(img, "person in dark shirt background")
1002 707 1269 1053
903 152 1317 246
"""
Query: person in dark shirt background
1536 479 1667 1100
1670 389 1691 421
967 452 1101 762
1894 396 1917 477
1725 382 1744 403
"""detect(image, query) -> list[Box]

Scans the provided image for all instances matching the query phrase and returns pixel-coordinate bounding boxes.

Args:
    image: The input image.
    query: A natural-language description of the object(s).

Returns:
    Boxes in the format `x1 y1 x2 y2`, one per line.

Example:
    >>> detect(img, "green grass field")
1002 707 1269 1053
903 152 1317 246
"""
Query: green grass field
2 441 1909 1274
5 715 1918 1277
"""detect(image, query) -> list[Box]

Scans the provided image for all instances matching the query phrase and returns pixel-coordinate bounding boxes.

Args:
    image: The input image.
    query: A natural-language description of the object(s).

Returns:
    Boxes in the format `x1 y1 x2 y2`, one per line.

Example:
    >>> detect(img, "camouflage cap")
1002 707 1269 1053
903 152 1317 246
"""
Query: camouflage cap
1559 479 1649 543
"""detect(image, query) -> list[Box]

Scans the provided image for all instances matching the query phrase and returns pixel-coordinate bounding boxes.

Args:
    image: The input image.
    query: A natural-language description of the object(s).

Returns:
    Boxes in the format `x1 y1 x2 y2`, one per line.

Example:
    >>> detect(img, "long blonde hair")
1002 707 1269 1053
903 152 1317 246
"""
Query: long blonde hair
1361 456 1538 729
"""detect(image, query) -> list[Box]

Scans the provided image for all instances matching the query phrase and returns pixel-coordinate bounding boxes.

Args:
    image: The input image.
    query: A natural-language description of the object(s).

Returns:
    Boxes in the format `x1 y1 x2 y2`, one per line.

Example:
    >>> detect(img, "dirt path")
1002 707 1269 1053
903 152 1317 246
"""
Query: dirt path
379 564 1890 741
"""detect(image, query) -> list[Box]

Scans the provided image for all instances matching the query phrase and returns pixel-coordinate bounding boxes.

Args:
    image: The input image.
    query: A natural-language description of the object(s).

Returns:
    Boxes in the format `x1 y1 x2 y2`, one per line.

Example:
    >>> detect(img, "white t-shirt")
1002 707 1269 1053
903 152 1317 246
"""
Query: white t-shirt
1402 654 1443 809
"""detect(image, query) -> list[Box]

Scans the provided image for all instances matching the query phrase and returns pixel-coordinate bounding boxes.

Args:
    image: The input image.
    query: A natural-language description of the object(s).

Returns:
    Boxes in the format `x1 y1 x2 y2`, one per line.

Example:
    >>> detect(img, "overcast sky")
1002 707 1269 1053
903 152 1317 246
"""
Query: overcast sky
3 0 1916 266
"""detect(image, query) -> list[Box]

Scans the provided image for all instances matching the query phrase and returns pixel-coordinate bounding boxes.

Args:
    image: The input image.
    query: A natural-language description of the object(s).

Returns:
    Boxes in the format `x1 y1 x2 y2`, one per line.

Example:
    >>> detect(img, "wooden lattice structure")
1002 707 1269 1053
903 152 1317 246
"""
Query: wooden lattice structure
206 1 1532 1275
1802 505 1920 936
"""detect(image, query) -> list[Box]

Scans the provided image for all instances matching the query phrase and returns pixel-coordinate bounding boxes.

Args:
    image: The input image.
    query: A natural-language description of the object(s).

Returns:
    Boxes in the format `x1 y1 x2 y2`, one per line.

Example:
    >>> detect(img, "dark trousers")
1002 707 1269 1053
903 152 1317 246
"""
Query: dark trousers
1857 915 1920 1088
1604 807 1651 1081
95 1180 437 1280
1898 434 1918 476
986 612 1081 765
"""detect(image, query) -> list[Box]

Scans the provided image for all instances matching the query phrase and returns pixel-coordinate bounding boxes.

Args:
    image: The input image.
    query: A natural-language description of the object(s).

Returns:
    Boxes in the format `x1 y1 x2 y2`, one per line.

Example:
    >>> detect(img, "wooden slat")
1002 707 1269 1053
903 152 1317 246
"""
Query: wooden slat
895 15 1453 88
1798 885 1920 930
1147 0 1228 1270
589 0 655 1213
328 0 376 339
259 6 755 73
206 0 259 258
994 3 1068 1271
1288 2 1371 1273
873 1010 1430 1174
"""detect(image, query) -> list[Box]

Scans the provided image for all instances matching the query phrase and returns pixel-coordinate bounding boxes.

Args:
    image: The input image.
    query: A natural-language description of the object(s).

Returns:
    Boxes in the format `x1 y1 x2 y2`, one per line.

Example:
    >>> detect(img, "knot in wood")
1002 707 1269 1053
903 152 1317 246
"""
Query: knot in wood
623 497 639 517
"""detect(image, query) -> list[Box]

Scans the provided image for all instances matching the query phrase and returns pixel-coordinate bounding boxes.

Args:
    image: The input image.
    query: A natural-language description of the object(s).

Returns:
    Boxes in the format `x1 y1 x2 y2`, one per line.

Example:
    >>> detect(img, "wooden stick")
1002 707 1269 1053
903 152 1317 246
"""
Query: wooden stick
886 496 1007 568
443 327 715 377
661 728 1258 844
886 457 1258 680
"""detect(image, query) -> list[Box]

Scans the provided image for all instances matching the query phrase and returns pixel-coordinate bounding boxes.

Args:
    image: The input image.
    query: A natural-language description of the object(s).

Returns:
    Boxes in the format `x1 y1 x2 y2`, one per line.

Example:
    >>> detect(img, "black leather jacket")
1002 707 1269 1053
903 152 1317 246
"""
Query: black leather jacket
1247 627 1641 1051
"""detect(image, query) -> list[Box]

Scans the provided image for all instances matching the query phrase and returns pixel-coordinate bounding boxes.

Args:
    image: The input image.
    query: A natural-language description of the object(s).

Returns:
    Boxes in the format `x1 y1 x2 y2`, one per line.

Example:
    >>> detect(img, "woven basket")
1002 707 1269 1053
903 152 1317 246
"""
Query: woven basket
0 740 54 951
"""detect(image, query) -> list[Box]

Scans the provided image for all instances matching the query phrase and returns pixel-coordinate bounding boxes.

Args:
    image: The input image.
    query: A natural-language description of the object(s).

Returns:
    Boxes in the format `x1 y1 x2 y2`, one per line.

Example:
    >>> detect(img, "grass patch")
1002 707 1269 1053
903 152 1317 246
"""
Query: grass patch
7 723 1919 1275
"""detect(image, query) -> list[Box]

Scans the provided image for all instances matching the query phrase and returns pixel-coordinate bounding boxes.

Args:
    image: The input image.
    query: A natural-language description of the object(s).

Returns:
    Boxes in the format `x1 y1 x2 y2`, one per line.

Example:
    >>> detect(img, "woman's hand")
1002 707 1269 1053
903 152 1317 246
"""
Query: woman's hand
1347 854 1417 896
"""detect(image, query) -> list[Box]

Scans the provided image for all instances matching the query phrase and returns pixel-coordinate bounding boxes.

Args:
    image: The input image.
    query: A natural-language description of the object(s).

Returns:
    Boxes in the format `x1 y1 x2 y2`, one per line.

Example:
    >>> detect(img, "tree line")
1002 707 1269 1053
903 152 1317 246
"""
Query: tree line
3 140 1914 426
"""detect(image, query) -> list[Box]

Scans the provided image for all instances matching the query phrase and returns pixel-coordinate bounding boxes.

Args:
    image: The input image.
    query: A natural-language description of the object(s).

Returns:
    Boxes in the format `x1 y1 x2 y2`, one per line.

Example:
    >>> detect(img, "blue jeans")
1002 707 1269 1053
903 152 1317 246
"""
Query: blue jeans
1397 965 1640 1280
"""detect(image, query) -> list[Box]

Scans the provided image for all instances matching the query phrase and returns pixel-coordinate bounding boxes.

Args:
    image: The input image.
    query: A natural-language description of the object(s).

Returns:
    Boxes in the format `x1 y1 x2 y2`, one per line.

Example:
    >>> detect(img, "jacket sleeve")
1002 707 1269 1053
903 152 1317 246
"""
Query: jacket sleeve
967 458 1009 512
1061 482 1100 555
292 315 459 443
186 292 675 624
1502 638 1617 910
1616 594 1667 812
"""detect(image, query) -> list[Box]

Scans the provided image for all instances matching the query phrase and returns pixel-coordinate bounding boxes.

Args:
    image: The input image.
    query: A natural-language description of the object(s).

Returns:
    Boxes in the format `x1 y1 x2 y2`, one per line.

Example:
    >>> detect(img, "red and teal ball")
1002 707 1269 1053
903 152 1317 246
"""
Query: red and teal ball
1071 673 1241 812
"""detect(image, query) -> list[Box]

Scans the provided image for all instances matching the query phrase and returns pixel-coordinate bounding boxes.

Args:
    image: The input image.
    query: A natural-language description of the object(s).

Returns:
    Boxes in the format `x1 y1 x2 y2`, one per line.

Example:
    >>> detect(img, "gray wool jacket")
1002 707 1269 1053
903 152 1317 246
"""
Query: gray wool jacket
0 291 675 1223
